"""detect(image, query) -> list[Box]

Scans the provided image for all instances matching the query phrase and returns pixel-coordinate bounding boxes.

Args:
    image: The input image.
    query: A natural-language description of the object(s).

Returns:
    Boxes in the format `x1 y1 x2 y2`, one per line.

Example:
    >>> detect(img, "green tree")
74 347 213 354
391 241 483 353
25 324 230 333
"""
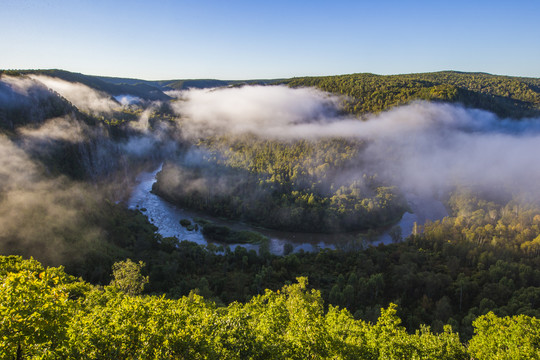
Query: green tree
468 312 540 359
109 259 149 296
0 257 73 359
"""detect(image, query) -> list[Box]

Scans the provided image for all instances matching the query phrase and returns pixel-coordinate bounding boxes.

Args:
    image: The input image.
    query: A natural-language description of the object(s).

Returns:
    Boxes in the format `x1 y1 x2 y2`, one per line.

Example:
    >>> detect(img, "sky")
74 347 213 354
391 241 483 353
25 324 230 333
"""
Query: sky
1 0 539 80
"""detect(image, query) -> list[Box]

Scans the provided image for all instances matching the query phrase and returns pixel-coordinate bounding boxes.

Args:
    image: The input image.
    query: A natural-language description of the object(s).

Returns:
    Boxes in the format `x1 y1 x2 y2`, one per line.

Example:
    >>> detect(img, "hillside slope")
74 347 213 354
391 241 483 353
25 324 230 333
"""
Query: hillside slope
282 71 540 118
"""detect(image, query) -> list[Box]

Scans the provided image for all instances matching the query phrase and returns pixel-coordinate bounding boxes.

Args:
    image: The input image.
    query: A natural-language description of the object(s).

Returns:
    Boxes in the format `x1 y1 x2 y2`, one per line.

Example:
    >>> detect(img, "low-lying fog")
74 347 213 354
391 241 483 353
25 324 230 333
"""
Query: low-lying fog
1 75 540 257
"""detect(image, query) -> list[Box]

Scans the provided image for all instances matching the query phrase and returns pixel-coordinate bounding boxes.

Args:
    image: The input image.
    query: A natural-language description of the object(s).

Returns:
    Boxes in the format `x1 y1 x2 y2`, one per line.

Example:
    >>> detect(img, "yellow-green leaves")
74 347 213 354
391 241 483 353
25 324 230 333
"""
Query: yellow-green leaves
1 256 537 359
468 312 540 360
0 258 72 359
109 258 149 296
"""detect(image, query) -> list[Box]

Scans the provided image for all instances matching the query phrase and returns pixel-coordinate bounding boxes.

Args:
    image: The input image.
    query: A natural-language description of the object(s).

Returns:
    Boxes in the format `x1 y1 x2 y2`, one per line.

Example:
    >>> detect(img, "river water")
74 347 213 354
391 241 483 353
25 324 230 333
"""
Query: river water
128 165 447 255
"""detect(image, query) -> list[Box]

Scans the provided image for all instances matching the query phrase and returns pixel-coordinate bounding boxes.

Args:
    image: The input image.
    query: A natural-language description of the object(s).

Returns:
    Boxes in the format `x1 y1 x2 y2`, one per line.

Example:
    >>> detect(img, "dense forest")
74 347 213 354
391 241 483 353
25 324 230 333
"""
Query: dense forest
153 135 407 232
2 255 539 359
1 69 540 358
282 71 540 118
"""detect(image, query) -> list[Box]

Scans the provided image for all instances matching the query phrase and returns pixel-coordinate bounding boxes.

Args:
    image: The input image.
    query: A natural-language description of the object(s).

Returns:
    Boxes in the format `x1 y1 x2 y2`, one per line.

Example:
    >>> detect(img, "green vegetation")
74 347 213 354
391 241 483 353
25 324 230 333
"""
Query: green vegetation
154 135 407 233
201 223 268 244
0 198 161 285
282 71 540 118
2 69 540 357
109 258 149 296
4 255 539 359
0 185 526 343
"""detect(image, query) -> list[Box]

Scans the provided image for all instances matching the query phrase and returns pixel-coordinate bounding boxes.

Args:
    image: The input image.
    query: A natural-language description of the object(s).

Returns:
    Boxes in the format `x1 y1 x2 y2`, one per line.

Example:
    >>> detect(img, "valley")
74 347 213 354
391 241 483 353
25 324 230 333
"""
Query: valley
1 69 540 358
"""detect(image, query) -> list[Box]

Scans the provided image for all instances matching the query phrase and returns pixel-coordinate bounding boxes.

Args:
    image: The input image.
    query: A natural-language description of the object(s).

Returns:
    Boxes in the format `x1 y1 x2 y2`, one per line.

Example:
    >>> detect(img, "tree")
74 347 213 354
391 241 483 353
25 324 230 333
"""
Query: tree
389 225 403 243
109 259 149 296
0 258 73 359
468 312 540 359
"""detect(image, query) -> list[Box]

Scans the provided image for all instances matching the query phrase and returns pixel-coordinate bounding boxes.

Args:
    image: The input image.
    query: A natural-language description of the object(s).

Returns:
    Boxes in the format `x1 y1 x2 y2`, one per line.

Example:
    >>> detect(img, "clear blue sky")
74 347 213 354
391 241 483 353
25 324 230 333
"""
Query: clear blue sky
1 0 539 80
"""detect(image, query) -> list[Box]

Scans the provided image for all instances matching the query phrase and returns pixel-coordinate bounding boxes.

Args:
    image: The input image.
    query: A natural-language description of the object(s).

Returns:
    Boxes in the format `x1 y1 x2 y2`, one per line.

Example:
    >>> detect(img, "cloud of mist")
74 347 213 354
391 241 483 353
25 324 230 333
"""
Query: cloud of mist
359 103 540 197
1 75 45 97
171 85 342 138
171 85 540 198
129 107 152 132
0 134 103 265
0 78 185 266
18 116 87 143
28 75 120 114
114 94 142 106
0 75 66 128
3 80 540 253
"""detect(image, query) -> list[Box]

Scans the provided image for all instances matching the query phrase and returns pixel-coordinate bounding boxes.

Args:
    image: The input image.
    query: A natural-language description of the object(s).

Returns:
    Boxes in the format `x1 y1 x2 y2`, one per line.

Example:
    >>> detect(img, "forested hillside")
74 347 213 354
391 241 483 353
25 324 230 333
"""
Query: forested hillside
283 71 540 118
2 255 539 359
5 69 539 118
154 135 407 232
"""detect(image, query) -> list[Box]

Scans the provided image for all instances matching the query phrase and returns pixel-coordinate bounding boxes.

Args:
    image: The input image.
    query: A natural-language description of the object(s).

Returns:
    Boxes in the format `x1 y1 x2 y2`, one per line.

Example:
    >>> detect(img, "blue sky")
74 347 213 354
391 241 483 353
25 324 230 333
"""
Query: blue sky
1 0 539 80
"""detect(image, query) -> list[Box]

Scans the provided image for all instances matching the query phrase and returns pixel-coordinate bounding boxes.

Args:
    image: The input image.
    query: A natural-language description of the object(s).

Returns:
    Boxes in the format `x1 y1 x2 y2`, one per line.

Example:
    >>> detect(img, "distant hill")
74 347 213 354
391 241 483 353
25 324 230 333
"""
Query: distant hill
95 76 279 91
156 78 279 90
281 71 540 118
93 75 237 90
2 69 171 102
2 69 539 118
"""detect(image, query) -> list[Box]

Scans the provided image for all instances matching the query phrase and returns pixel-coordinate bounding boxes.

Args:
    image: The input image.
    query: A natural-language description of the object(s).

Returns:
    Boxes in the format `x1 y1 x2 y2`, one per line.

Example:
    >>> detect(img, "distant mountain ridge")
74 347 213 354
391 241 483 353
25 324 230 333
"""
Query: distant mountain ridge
96 76 280 91
2 69 539 118
8 69 172 101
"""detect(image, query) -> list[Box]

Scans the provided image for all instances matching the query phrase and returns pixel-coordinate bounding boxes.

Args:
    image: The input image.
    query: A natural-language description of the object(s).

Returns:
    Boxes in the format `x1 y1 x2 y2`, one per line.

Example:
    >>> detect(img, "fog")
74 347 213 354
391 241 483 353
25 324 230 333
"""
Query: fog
0 134 102 264
171 85 540 198
1 78 540 263
170 85 341 138
18 116 87 143
28 75 120 114
1 75 44 97
0 76 173 267
114 94 142 106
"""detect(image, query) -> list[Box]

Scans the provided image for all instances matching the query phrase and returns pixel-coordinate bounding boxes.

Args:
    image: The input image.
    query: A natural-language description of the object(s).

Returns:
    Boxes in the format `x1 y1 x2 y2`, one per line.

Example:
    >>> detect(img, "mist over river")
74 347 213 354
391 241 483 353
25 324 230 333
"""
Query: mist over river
128 165 448 255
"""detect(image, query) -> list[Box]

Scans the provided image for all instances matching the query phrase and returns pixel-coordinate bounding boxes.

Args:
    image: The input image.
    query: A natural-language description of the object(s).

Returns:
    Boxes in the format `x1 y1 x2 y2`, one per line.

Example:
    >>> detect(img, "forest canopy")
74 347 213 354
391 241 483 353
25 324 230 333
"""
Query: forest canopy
281 71 540 118
2 255 539 360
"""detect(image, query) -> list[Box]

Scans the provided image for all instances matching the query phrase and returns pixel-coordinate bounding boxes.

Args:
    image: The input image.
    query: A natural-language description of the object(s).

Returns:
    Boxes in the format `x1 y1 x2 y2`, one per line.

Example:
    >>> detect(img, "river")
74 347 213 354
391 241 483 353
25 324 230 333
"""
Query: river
128 165 448 255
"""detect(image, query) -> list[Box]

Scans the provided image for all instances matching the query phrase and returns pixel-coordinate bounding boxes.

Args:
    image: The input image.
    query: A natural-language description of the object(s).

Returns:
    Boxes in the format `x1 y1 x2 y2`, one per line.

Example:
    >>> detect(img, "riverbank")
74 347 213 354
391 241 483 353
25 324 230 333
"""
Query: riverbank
128 165 447 255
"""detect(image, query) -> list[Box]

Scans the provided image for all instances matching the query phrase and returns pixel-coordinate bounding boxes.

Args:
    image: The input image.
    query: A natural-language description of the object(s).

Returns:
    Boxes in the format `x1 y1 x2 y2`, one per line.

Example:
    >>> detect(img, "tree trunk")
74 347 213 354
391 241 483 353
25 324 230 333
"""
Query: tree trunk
16 343 23 360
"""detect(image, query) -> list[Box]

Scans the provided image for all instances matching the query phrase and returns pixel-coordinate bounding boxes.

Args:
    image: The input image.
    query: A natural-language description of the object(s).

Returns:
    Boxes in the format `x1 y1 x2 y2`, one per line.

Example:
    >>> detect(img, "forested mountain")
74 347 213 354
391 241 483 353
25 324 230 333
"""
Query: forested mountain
95 76 237 91
5 69 539 118
1 69 171 102
282 71 540 118
89 70 540 117
160 78 280 90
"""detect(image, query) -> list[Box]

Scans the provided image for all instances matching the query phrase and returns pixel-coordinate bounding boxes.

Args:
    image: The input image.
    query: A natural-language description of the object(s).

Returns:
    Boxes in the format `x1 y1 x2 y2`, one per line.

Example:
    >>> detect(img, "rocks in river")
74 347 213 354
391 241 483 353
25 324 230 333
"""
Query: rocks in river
179 219 197 231
179 219 192 227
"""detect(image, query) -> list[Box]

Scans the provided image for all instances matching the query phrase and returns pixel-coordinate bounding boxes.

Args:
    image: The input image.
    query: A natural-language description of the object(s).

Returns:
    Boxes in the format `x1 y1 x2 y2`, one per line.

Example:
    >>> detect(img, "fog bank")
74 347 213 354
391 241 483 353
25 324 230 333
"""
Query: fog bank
0 134 102 264
28 75 120 114
172 85 540 197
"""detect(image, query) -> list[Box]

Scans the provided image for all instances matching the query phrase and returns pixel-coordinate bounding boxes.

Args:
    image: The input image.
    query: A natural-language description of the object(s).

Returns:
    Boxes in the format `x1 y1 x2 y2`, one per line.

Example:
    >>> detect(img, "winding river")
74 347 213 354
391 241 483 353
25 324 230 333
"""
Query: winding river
128 165 448 255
